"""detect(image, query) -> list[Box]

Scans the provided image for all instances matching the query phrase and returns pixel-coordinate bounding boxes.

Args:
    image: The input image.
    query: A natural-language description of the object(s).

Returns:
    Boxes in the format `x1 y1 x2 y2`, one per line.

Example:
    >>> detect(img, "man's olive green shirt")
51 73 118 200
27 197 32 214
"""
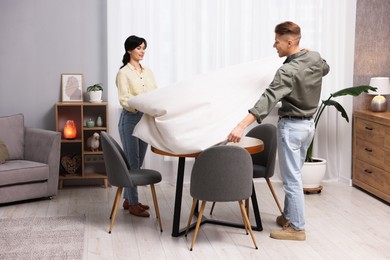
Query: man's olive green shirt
249 50 330 123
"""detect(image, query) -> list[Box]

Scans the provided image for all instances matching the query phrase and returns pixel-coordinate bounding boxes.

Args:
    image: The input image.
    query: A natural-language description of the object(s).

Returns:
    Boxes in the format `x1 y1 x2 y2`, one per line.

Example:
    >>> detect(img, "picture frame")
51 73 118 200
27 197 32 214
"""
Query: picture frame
61 73 83 102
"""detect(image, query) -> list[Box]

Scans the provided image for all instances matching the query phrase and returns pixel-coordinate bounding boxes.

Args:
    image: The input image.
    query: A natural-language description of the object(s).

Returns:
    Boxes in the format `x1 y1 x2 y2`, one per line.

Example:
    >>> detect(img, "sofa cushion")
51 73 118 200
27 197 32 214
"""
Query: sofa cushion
0 140 9 164
0 160 49 186
0 114 24 160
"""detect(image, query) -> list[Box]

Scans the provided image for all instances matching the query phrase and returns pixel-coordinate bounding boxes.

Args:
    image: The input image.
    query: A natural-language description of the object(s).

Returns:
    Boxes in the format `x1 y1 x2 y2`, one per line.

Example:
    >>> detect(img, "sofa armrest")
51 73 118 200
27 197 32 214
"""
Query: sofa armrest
24 127 61 196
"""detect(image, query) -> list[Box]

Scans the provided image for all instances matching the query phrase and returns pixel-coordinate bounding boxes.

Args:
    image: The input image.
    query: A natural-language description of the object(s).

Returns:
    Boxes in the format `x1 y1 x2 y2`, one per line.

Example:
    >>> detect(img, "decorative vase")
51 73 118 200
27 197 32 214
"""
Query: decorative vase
86 118 95 128
96 115 103 127
63 120 77 139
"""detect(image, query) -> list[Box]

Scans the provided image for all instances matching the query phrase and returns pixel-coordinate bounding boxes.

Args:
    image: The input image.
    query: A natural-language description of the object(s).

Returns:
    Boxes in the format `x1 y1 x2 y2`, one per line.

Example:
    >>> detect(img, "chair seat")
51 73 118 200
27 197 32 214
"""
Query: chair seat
253 165 266 178
130 169 162 186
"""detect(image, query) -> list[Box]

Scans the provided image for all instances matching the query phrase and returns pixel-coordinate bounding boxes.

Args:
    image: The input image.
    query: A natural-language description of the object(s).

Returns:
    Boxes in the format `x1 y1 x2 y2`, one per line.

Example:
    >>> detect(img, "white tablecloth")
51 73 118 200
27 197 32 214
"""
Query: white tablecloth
128 56 282 154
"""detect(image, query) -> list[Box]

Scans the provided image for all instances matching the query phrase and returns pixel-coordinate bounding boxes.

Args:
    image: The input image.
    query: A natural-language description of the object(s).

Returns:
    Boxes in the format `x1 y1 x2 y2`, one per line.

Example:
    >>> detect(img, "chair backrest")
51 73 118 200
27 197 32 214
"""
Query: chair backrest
100 131 134 187
246 124 277 178
190 145 253 202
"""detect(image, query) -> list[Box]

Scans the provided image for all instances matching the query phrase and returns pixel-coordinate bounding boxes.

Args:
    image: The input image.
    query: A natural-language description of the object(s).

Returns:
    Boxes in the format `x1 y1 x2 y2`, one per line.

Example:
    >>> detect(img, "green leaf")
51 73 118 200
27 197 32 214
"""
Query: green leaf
306 85 376 162
331 85 376 98
322 100 349 123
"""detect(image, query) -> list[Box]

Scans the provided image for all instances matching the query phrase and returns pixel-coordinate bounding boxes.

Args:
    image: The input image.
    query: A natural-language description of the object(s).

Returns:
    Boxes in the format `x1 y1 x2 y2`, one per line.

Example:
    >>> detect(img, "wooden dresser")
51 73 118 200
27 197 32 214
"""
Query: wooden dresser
353 110 390 203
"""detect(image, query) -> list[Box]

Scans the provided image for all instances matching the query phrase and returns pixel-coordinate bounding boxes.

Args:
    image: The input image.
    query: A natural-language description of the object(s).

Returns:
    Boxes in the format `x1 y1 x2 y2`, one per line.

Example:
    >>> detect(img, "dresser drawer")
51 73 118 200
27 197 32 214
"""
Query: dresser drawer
355 117 385 145
355 137 384 169
354 159 390 194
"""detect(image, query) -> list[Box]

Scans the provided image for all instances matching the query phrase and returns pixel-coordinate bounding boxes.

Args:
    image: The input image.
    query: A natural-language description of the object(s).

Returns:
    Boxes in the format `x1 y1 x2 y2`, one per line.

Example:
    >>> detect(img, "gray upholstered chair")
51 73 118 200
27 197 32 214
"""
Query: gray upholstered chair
185 145 257 251
210 124 282 216
100 131 163 233
246 124 282 214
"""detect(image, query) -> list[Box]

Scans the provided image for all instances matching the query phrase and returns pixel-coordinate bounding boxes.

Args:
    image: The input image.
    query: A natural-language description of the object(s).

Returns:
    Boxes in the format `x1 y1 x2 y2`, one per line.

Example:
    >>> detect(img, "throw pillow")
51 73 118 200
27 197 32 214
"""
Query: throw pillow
0 114 24 160
0 140 9 164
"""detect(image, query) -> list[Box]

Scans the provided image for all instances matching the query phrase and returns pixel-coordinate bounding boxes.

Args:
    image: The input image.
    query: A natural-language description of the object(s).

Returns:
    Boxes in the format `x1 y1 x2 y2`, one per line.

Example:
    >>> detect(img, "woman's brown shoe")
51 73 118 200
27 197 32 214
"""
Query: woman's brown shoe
123 199 130 210
138 203 150 210
128 205 150 218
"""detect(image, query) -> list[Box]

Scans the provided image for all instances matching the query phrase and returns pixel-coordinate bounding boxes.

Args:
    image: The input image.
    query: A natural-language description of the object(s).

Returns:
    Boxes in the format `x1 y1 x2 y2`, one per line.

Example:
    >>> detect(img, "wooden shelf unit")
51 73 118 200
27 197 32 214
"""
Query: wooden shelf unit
352 110 390 203
55 102 109 188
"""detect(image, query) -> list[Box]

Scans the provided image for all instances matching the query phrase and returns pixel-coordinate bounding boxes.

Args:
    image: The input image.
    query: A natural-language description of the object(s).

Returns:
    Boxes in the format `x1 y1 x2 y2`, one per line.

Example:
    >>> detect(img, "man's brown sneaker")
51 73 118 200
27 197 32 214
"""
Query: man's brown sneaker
270 226 306 241
276 215 289 227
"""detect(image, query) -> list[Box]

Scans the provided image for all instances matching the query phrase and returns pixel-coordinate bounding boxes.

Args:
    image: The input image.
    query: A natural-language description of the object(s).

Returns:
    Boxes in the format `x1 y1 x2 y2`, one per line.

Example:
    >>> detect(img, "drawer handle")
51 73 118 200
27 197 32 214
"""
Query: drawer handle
363 169 372 174
364 148 372 152
365 126 373 131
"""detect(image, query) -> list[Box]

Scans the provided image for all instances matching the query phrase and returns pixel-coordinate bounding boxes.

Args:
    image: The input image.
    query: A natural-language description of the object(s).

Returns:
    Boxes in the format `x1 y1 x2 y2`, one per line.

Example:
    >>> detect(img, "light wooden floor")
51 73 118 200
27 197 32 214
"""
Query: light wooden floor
1 181 389 260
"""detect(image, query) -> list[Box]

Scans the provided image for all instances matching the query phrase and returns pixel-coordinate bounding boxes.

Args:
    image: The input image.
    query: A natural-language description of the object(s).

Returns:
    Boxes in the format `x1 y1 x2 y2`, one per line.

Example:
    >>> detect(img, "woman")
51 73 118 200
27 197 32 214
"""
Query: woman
116 35 158 217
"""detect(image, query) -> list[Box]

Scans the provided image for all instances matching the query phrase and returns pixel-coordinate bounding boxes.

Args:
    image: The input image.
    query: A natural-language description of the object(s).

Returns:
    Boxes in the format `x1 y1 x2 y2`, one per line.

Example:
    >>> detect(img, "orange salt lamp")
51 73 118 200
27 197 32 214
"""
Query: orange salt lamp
63 120 77 139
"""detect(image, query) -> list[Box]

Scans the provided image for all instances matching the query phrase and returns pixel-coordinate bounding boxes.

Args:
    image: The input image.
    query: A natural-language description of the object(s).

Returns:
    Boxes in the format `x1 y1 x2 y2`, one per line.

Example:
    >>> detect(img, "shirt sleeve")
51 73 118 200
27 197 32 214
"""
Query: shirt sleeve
322 59 330 76
116 69 137 112
249 68 293 123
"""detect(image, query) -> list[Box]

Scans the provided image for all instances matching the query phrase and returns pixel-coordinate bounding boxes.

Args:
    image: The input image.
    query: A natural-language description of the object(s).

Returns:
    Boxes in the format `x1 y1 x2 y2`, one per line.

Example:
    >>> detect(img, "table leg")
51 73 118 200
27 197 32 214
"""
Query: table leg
250 182 263 231
172 157 186 237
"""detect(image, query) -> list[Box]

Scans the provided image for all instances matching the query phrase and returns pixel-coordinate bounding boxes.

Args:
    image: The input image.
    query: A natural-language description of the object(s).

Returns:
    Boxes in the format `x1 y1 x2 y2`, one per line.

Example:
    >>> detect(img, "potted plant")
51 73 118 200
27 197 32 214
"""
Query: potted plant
302 85 376 193
87 83 103 103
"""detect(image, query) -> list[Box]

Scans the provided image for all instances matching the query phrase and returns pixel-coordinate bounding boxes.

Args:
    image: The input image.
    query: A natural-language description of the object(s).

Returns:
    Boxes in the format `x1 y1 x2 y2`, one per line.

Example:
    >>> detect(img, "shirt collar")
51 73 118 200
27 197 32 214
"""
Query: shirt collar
126 63 144 72
283 49 308 64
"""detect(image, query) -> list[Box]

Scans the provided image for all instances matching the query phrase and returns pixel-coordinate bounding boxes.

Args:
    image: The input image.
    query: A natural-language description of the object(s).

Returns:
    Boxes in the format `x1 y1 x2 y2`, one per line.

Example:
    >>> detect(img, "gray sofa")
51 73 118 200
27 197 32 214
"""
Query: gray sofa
0 114 61 204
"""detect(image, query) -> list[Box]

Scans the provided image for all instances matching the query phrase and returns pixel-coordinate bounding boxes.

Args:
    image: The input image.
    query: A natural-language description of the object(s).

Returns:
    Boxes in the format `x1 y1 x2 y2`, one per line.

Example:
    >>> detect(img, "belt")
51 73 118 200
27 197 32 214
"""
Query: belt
279 115 313 120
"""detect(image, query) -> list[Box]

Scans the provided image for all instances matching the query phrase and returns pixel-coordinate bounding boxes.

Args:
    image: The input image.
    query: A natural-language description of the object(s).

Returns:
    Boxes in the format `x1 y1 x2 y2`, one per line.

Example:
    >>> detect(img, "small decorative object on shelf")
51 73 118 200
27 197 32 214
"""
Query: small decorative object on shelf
96 115 103 127
86 118 95 128
61 154 81 175
87 83 103 103
87 132 100 152
63 120 77 139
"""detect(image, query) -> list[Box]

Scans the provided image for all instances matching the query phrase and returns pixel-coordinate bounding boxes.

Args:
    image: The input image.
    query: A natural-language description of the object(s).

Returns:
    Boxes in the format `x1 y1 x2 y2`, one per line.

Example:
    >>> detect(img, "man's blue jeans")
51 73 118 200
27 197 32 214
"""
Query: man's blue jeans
277 117 315 231
118 109 148 205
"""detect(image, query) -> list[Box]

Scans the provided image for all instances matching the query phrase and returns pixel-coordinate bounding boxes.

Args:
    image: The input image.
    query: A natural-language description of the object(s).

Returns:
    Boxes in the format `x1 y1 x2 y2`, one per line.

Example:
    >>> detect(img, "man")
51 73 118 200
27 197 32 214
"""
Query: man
228 21 330 241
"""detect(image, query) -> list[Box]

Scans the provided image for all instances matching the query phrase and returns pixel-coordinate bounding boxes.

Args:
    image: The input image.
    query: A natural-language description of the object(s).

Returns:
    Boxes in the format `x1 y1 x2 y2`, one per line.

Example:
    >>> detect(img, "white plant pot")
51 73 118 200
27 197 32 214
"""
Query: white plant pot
301 158 327 189
89 90 102 102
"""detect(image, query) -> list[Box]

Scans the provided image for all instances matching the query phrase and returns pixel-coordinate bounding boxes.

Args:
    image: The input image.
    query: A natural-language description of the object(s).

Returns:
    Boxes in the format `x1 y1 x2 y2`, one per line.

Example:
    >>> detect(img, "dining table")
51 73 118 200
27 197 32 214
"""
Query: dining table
151 136 264 237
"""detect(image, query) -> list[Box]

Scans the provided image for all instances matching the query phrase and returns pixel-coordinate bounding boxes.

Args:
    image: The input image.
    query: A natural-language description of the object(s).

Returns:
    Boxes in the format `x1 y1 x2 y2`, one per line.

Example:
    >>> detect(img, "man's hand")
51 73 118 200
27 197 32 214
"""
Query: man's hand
228 125 245 143
227 113 257 143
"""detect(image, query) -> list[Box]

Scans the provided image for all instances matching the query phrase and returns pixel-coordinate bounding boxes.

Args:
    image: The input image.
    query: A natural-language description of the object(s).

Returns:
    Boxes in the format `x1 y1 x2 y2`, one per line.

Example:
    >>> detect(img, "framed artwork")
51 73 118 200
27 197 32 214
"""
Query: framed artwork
61 73 83 102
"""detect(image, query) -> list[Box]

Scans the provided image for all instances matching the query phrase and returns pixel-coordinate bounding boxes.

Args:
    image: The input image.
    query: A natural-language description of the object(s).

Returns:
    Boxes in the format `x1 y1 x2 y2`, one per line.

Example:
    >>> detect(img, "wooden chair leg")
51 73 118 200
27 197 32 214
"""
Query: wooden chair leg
239 200 258 249
245 198 250 216
190 200 206 251
109 187 123 234
150 184 163 232
240 201 249 235
266 178 283 215
209 201 216 215
185 198 198 237
110 187 122 219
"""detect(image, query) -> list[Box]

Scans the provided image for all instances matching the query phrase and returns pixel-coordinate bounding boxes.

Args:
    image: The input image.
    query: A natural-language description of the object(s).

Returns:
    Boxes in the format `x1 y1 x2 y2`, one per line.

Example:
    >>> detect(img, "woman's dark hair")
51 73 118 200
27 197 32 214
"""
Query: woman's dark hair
120 35 147 69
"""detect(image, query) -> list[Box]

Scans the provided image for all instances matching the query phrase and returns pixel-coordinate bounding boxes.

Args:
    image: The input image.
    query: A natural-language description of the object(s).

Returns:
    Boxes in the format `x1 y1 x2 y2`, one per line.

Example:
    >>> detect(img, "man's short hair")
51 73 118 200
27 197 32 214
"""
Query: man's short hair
275 21 301 42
